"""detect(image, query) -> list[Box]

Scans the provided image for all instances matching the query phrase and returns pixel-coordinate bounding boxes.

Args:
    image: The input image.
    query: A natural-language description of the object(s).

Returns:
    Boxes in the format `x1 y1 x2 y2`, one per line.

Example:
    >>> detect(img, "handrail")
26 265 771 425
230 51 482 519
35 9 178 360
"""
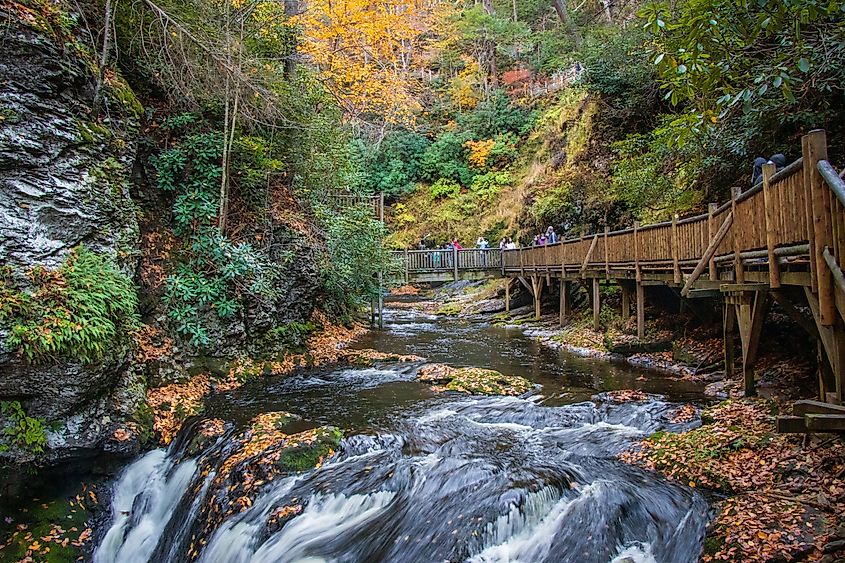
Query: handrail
818 160 845 206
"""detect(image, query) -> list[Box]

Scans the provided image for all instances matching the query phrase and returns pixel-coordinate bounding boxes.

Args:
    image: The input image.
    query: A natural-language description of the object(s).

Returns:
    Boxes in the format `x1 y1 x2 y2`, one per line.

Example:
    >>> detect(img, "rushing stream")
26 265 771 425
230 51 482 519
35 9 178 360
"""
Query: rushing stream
93 306 711 562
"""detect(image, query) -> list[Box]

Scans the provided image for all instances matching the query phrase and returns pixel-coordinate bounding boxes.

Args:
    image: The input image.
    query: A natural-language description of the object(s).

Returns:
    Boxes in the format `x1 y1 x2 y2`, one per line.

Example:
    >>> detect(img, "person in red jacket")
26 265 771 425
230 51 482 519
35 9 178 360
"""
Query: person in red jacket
451 238 463 250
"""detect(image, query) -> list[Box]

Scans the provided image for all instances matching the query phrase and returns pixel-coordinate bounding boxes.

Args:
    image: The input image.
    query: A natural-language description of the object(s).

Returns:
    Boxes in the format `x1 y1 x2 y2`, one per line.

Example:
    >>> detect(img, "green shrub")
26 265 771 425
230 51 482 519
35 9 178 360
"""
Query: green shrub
2 247 139 364
469 171 510 200
355 130 431 197
421 131 474 186
152 125 283 347
430 178 463 199
1 401 47 454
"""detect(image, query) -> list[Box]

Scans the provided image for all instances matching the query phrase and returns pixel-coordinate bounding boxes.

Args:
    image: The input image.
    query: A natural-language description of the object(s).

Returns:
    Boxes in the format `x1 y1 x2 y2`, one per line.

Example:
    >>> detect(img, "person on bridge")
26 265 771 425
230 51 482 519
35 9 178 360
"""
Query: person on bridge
477 237 489 249
505 237 517 250
451 238 463 250
546 226 558 244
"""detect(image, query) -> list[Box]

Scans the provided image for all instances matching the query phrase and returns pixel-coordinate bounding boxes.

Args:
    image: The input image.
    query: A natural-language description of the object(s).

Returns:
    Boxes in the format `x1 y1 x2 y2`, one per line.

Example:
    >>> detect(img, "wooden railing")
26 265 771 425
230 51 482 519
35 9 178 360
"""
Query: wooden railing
320 192 384 220
394 248 503 280
502 132 836 292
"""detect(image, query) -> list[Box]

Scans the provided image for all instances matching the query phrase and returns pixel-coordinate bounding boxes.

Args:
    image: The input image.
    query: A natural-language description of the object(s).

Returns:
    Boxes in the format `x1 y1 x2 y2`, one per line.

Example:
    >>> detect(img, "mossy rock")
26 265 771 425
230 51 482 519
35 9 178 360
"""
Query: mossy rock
435 302 463 316
276 427 343 472
445 367 532 396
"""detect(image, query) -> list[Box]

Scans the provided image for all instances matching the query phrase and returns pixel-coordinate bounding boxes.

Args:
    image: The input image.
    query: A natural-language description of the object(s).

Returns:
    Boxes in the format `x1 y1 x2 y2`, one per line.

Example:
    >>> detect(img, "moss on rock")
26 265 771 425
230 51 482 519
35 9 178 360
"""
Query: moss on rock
418 363 532 396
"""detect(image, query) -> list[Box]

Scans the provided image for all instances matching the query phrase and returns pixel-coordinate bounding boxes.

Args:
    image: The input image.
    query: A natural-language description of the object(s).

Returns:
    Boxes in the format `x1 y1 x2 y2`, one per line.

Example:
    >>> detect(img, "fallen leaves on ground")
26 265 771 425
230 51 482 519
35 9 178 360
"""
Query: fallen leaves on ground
603 389 649 403
147 374 211 445
620 398 845 562
391 285 420 296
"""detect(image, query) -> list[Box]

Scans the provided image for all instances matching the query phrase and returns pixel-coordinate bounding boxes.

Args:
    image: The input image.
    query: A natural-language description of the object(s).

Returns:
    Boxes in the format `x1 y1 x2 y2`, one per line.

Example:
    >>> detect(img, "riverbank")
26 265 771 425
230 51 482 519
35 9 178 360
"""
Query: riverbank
395 281 845 562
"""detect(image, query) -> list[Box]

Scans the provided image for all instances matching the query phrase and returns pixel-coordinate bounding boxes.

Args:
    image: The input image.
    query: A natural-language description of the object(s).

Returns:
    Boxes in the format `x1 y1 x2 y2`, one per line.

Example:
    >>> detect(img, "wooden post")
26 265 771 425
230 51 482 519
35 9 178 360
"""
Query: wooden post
559 280 569 326
604 226 610 279
404 249 409 284
621 282 631 319
520 248 525 276
592 278 601 331
671 214 681 284
735 290 768 397
707 203 718 281
633 221 641 282
505 278 511 313
636 282 645 340
453 246 459 281
762 162 781 288
532 276 544 320
807 129 834 326
724 302 735 378
731 187 744 283
802 135 818 293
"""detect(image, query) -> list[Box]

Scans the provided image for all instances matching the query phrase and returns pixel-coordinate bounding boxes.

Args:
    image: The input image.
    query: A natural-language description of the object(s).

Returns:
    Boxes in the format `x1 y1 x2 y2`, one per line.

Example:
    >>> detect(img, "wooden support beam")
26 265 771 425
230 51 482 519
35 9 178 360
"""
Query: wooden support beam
708 203 718 281
808 129 834 325
404 249 409 284
771 290 818 340
518 276 533 295
592 278 601 331
777 416 808 433
532 276 544 320
505 278 511 313
636 281 645 340
793 400 845 416
559 280 568 326
681 211 733 296
724 302 736 378
805 414 845 432
453 246 459 281
580 234 599 279
621 282 631 319
762 162 781 288
735 290 768 397
803 287 842 401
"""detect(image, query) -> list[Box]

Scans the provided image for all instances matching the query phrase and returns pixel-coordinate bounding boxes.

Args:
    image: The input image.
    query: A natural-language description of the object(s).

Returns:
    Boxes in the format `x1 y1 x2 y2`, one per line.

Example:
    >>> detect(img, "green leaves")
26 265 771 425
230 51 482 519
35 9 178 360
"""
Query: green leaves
1 401 47 454
1 247 138 365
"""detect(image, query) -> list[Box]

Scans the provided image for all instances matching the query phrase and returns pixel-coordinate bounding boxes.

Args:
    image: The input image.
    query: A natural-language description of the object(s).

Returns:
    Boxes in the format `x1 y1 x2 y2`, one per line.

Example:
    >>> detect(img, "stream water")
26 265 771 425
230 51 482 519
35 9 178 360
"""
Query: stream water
92 306 711 562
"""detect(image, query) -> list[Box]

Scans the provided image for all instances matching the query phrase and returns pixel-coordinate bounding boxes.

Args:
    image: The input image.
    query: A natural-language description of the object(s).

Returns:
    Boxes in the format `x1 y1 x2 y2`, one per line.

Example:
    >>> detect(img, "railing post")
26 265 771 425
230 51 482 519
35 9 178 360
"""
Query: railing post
807 129 835 325
453 247 459 281
633 221 641 282
604 226 610 279
671 214 681 284
707 203 718 281
731 187 744 283
803 135 819 293
404 249 409 284
762 162 781 288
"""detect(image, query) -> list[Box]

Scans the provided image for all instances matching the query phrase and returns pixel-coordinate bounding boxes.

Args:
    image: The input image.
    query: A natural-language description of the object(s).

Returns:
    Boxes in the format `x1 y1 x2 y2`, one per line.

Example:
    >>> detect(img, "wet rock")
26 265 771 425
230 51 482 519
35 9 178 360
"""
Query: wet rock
418 364 533 396
0 3 143 465
824 539 845 554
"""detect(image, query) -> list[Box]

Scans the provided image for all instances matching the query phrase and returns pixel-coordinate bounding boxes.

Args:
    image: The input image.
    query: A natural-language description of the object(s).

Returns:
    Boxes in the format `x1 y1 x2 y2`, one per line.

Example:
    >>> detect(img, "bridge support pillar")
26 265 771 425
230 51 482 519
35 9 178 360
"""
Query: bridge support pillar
559 280 570 326
636 282 645 340
505 278 511 313
620 282 631 319
592 278 601 331
531 276 544 320
723 285 769 397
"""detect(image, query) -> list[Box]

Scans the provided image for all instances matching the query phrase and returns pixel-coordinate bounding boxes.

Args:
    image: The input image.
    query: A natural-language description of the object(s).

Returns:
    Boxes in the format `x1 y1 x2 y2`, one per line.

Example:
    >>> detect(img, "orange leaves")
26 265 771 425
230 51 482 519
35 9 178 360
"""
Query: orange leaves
147 374 212 445
292 0 430 123
465 139 495 169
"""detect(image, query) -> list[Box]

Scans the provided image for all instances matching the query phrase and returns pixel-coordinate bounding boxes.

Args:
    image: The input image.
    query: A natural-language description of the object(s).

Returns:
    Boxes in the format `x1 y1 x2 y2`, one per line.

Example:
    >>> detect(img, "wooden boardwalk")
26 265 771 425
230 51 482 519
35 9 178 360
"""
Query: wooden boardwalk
393 130 845 432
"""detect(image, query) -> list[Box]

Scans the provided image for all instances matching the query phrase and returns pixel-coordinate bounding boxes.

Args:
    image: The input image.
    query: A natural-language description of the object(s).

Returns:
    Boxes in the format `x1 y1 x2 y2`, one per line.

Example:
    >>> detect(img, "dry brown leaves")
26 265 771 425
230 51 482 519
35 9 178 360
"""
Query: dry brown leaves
605 389 649 403
146 374 211 445
620 399 845 562
391 285 420 296
132 324 173 363
139 230 175 291
417 364 532 395
666 404 697 424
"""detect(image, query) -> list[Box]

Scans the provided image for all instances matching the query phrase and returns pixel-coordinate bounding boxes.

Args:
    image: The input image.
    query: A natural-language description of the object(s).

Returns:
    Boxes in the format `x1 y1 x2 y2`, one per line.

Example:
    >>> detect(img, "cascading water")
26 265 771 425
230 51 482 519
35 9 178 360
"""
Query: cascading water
94 307 711 562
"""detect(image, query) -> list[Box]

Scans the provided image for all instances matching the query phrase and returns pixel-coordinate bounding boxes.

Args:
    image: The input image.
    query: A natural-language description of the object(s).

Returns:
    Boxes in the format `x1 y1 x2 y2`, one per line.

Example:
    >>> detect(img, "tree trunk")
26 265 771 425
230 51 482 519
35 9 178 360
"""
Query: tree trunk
92 0 113 116
551 0 580 48
481 0 499 91
283 0 298 78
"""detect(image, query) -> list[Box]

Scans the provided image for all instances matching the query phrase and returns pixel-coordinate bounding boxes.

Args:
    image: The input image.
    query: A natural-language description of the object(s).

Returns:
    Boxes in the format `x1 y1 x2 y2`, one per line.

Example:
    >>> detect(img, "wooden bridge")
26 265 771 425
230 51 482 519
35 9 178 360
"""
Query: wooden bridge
393 130 845 432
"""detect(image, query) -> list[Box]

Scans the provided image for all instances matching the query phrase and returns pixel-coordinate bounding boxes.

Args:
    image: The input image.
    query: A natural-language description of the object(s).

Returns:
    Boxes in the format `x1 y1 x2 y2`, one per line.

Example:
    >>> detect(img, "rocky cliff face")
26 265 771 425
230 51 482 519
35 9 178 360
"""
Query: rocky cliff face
0 2 144 464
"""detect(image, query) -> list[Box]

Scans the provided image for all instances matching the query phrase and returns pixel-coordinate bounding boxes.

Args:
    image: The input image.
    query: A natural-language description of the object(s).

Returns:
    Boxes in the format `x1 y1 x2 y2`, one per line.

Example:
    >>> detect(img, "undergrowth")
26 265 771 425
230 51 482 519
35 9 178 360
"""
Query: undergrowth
0 247 138 364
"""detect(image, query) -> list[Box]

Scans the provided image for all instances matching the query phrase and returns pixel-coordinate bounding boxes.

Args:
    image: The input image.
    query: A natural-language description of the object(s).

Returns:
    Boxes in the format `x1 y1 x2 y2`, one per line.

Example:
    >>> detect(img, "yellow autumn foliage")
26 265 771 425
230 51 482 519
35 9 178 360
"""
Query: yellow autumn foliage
465 138 495 169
